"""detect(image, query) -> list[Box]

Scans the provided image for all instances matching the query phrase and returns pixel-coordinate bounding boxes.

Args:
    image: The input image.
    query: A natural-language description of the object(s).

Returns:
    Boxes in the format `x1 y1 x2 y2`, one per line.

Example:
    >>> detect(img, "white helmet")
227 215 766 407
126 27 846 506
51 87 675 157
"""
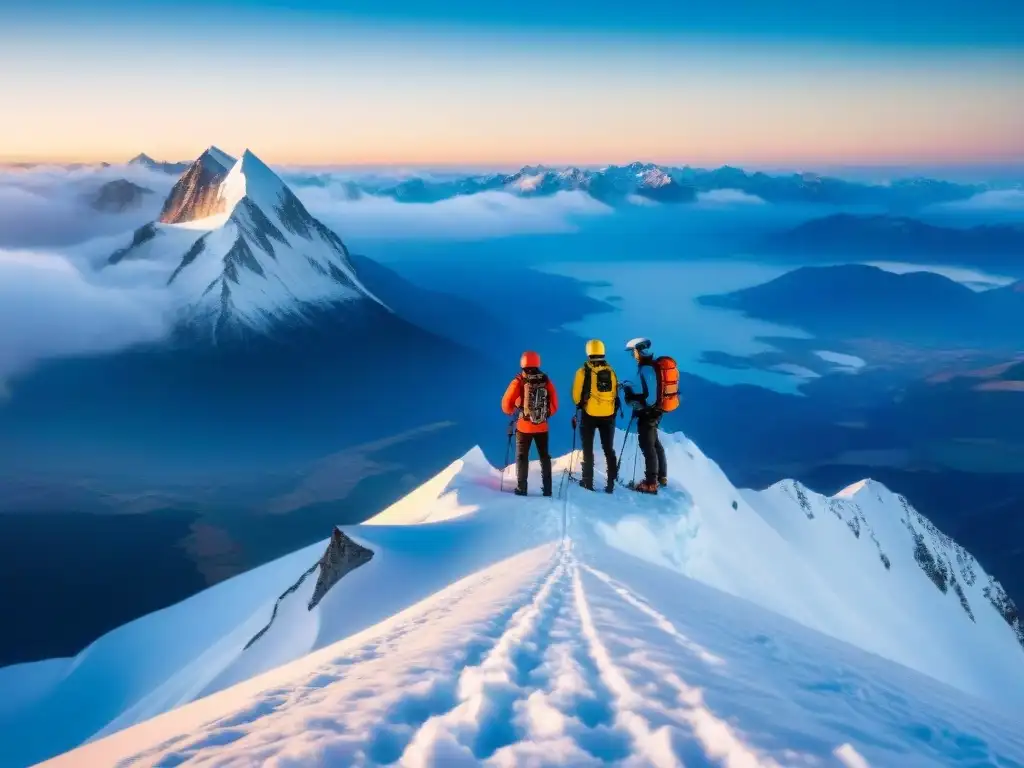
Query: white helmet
625 337 651 354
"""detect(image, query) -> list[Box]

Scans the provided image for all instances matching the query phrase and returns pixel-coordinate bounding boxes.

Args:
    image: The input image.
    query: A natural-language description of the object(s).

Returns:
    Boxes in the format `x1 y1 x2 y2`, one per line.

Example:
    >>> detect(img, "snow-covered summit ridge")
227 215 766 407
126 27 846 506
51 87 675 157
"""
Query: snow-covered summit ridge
15 428 1024 768
107 146 383 335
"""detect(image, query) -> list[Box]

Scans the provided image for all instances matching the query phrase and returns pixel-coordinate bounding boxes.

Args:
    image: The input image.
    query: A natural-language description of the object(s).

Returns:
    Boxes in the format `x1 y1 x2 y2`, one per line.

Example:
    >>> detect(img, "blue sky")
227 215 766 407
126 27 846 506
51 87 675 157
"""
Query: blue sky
2 0 1022 166
9 0 1024 45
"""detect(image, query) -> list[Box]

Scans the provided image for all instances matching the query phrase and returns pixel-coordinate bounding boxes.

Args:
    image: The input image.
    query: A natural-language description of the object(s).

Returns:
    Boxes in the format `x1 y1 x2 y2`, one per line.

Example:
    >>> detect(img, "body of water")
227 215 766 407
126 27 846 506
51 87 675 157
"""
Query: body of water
540 260 812 393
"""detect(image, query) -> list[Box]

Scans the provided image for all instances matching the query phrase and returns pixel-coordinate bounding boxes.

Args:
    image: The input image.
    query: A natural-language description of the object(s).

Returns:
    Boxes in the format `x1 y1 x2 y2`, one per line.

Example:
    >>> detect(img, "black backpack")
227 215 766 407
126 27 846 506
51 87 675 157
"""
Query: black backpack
521 371 550 425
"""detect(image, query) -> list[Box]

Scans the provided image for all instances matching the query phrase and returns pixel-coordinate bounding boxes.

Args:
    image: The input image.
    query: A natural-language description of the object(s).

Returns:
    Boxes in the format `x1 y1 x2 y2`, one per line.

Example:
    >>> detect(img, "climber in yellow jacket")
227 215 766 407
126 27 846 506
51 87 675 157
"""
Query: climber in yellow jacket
572 339 620 493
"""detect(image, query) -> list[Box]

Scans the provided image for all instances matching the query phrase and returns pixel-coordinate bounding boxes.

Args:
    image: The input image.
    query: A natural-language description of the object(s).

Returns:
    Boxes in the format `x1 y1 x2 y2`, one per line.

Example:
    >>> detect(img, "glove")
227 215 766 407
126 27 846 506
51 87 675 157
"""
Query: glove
571 415 578 430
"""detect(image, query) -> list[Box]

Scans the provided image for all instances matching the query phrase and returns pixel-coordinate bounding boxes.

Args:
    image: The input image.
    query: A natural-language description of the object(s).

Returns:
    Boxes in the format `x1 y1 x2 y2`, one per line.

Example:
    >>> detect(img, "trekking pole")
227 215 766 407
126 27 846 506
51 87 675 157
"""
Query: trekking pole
569 410 579 479
614 412 635 482
500 411 518 493
631 432 640 488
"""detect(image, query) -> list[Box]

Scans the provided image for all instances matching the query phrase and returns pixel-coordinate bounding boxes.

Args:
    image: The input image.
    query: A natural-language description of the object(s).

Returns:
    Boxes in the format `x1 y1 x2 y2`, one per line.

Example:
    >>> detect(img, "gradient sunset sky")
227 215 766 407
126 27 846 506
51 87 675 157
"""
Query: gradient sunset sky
2 0 1022 167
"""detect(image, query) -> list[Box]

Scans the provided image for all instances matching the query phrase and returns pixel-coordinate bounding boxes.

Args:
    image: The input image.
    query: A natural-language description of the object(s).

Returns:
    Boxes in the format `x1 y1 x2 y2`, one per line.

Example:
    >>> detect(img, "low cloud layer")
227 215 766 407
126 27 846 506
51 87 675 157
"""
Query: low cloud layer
937 189 1024 211
0 247 173 383
696 189 767 206
295 186 614 241
0 164 172 249
0 164 620 383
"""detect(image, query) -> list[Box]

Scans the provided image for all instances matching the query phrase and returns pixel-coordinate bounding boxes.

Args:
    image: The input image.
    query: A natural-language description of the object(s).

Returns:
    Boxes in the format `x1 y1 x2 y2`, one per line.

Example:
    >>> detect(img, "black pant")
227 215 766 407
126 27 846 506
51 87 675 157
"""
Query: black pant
580 413 616 489
637 411 666 484
516 431 552 494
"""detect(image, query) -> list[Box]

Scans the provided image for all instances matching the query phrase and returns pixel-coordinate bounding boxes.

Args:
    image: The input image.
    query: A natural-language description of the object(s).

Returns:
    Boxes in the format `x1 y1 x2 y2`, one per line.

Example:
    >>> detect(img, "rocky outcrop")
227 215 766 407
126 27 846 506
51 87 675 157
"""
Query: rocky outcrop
107 222 159 265
159 149 234 224
244 528 373 650
309 528 374 609
985 581 1024 649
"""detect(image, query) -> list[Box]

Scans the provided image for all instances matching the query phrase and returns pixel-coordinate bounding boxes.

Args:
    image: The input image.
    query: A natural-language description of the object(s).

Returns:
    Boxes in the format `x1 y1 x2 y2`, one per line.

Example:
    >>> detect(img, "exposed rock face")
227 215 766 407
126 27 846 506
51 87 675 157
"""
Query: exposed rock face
88 179 153 213
244 527 373 650
107 222 159 265
159 149 234 224
309 528 375 609
985 583 1024 648
897 493 1019 640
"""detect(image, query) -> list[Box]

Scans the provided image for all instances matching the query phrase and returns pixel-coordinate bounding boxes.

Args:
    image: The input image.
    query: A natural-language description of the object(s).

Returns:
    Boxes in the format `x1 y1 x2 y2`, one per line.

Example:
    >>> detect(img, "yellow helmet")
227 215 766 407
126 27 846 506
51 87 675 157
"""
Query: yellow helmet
585 339 606 357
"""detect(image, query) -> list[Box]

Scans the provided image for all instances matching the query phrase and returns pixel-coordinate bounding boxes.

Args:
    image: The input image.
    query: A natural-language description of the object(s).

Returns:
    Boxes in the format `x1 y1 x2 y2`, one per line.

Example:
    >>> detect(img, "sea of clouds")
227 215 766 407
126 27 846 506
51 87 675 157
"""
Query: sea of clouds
1 157 1014 388
0 163 617 384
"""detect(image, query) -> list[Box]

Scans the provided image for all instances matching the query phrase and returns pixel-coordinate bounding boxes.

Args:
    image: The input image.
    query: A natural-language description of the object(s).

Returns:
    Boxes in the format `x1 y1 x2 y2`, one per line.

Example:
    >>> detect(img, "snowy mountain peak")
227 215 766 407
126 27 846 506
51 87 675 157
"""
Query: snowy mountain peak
637 167 673 188
216 149 295 222
108 146 383 335
203 145 236 172
835 477 886 499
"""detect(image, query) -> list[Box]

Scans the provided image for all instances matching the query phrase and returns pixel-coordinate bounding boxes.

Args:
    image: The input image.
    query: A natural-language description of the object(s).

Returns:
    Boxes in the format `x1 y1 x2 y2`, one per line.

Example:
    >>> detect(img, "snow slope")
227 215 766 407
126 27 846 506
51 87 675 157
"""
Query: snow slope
6 431 1024 767
105 146 382 336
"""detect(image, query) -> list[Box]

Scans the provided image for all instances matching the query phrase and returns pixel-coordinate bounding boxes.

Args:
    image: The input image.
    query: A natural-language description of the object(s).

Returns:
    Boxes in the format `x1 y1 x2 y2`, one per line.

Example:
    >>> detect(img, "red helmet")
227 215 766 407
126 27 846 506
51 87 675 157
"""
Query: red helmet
520 350 541 369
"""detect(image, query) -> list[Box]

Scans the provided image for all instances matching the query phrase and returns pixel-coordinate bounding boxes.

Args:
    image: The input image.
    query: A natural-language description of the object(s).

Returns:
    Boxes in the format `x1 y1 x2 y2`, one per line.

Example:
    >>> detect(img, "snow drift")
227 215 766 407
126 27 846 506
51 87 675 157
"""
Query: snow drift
4 431 1024 767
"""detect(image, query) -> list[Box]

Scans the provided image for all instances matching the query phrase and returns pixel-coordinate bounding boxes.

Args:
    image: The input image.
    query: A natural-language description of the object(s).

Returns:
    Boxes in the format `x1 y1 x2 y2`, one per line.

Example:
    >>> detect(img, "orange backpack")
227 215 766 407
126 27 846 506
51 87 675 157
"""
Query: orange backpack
654 356 680 412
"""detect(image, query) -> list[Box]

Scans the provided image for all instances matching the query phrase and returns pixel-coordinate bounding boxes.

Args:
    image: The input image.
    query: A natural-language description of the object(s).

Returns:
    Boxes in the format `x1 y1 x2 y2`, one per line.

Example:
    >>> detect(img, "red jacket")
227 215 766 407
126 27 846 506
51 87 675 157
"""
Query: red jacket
502 371 558 434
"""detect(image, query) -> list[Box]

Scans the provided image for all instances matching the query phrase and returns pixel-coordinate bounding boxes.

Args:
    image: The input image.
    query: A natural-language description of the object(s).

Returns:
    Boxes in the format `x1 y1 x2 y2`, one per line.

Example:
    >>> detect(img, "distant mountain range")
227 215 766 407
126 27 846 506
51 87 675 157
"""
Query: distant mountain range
700 263 1024 349
287 164 989 209
761 214 1024 273
124 153 991 210
128 152 191 175
285 164 988 209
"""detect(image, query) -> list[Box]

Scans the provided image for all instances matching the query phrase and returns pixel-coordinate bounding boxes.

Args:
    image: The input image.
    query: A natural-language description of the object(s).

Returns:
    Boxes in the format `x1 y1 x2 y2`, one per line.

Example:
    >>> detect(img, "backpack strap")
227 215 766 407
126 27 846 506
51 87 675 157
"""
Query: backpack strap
637 361 650 402
580 362 593 410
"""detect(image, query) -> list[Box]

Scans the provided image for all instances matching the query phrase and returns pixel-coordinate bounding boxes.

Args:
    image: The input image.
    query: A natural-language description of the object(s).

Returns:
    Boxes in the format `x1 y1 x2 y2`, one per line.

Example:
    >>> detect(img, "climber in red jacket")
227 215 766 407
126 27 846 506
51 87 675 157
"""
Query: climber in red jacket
501 350 559 496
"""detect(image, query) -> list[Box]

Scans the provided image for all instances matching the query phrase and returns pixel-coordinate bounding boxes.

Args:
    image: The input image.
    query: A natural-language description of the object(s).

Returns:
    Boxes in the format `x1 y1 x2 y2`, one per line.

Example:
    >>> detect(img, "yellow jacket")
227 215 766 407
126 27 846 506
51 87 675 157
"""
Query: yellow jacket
572 359 619 418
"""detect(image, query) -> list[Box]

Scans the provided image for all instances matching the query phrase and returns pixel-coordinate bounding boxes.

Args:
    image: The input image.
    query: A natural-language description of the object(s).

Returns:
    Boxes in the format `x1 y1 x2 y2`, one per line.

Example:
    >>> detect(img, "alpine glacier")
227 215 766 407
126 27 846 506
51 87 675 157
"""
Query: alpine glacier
5 430 1024 767
105 146 381 337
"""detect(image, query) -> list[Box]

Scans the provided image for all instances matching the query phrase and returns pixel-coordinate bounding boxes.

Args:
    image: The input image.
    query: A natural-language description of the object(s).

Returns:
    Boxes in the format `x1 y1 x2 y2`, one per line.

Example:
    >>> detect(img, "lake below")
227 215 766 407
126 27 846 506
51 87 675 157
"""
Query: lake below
540 260 812 393
539 256 1018 394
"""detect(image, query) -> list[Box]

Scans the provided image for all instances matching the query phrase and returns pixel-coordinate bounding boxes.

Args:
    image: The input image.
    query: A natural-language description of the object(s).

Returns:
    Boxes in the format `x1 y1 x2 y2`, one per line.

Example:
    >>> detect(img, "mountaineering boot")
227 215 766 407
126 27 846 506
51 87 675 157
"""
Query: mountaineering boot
658 477 668 488
579 479 595 491
604 482 614 494
542 488 553 497
635 480 659 495
514 487 528 497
